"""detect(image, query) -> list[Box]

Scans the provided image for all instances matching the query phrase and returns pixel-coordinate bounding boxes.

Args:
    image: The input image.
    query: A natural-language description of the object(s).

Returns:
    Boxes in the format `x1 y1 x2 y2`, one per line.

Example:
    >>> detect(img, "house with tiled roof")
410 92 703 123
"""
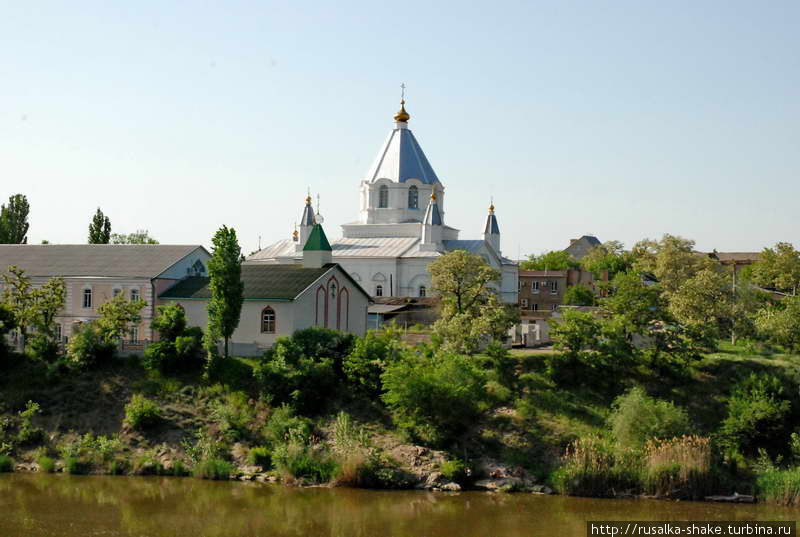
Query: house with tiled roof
0 244 210 345
247 98 518 305
564 235 602 260
161 224 370 355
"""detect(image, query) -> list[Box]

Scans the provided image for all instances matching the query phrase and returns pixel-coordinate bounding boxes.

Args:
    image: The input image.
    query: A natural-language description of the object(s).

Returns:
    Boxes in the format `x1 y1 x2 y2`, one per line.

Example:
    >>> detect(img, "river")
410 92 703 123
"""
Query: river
0 474 796 536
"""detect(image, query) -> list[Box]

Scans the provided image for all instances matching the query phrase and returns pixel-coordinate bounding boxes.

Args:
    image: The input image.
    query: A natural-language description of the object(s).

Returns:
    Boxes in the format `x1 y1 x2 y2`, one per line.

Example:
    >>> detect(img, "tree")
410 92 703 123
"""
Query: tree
111 230 159 244
95 294 147 341
2 266 36 351
0 194 30 244
668 268 732 345
631 234 717 297
751 242 800 296
520 250 579 271
428 250 514 354
88 208 111 244
0 303 16 361
755 296 800 352
580 240 632 279
563 283 596 306
207 226 244 360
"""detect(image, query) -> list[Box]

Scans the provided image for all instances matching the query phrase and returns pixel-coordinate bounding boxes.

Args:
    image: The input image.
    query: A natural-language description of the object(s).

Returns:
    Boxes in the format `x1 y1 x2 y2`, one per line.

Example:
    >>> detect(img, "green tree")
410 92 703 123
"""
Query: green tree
520 250 579 271
0 194 30 244
550 309 601 358
668 268 731 345
631 234 717 297
755 296 800 352
2 266 36 350
111 230 159 244
206 226 244 360
150 303 187 341
751 242 800 296
580 240 632 278
95 294 147 341
428 250 514 354
88 208 111 244
0 303 16 362
563 283 596 306
28 277 66 361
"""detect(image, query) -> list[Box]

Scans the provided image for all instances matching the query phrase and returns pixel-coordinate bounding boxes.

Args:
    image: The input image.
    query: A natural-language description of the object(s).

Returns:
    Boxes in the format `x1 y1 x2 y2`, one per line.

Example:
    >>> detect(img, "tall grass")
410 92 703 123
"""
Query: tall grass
643 436 714 499
0 454 14 472
551 436 641 497
756 468 800 506
193 458 234 480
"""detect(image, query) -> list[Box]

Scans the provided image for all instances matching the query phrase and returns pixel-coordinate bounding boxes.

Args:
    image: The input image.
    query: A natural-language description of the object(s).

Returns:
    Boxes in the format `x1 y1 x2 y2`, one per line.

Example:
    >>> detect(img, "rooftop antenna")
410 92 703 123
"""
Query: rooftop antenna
400 82 406 101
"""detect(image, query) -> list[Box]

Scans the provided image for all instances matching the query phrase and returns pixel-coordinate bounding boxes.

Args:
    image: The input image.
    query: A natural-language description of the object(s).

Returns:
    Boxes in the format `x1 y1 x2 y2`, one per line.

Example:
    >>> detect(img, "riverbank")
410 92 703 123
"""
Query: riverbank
2 337 799 504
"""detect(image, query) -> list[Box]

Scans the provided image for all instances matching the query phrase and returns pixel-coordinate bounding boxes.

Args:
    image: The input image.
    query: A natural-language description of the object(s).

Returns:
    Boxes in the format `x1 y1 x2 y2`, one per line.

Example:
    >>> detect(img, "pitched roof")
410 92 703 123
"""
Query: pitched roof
0 244 206 279
564 235 601 260
709 252 761 263
423 196 442 225
484 213 500 235
303 224 332 252
161 263 332 300
365 125 440 185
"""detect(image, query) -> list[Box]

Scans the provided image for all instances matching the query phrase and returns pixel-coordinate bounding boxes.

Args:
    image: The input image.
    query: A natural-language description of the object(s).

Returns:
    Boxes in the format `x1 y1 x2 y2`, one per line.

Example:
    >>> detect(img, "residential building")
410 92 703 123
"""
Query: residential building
160 224 371 356
0 244 210 346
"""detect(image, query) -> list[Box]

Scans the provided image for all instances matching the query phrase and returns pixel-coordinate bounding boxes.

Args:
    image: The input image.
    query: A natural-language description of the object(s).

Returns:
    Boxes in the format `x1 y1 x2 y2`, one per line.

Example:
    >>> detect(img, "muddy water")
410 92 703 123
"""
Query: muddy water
0 473 796 537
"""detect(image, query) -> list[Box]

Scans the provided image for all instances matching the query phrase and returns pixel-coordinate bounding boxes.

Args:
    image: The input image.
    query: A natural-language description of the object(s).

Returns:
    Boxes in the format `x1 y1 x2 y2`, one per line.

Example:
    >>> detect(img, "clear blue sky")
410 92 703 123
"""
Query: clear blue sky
2 1 798 257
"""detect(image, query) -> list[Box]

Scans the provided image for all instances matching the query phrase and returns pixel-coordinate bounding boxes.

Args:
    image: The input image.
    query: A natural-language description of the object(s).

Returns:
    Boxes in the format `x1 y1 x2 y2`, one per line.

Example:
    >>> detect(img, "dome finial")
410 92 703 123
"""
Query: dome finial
489 196 495 214
394 83 410 123
305 187 312 205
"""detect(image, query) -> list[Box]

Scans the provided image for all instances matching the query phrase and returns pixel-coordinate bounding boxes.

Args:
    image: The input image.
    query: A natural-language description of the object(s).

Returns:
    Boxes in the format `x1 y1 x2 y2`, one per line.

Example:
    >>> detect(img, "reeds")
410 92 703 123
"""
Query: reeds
643 436 713 499
756 467 800 506
552 436 640 497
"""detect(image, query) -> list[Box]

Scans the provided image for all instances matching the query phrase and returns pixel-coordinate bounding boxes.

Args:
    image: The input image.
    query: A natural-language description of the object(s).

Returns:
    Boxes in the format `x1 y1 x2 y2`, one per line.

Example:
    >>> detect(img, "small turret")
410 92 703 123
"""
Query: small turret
420 192 443 252
483 201 501 254
296 194 316 252
303 223 333 268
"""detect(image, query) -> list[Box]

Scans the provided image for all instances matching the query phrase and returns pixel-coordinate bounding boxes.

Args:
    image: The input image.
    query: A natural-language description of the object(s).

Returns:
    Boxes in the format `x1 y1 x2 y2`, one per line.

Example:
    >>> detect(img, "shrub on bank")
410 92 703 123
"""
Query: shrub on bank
609 387 692 451
440 458 469 485
0 454 14 472
247 446 272 469
66 322 116 368
193 458 234 480
124 394 162 430
273 439 338 484
381 350 487 447
36 455 56 473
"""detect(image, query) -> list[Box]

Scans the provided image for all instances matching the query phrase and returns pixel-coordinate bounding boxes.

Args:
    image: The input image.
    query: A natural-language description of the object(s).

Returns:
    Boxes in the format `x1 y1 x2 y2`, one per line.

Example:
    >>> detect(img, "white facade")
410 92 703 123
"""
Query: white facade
249 102 519 304
164 264 369 356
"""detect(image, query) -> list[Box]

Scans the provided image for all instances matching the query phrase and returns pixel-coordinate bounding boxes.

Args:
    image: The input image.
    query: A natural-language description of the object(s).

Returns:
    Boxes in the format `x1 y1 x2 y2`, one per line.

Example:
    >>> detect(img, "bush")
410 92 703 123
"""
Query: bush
718 373 792 458
124 394 162 430
263 405 312 445
36 455 56 473
563 284 596 306
254 338 338 415
272 439 338 484
66 321 116 368
0 454 13 472
334 451 413 489
16 400 45 446
290 327 356 377
151 303 187 341
212 392 255 442
755 296 800 352
247 446 272 469
194 458 234 480
182 428 227 465
343 330 402 397
440 458 469 484
143 308 203 373
608 387 692 451
132 451 164 475
381 350 487 447
64 456 90 475
27 333 61 362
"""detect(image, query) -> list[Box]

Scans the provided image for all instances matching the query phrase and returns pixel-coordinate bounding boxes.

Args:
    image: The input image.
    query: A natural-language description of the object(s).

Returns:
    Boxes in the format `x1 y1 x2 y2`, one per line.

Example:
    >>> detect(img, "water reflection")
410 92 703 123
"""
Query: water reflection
0 474 796 537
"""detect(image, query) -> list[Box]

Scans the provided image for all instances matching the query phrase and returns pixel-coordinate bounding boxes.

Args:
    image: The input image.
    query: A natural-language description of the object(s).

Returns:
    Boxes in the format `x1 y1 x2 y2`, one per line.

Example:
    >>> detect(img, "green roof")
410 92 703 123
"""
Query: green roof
159 264 333 301
303 224 332 252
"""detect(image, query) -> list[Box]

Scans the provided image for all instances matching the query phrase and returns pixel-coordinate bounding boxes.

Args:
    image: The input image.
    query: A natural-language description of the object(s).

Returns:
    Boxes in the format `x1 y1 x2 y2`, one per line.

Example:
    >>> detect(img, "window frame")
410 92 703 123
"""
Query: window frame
419 285 426 297
261 306 276 334
375 284 383 297
82 288 92 309
130 288 140 302
378 185 389 208
408 185 419 209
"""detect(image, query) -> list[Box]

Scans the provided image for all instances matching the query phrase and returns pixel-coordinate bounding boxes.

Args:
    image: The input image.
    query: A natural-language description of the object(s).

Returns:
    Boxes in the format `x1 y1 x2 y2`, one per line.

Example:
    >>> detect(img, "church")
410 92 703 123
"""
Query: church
248 98 518 304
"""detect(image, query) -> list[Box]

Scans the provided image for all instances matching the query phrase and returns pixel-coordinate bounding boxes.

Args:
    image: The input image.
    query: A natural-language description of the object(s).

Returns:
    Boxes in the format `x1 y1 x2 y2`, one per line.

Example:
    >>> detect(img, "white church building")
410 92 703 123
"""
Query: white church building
248 99 518 304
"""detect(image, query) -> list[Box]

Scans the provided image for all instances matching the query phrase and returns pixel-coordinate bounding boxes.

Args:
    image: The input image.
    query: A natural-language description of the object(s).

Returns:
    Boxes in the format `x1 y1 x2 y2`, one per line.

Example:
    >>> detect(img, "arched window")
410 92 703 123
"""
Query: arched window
261 306 276 333
330 281 337 299
408 185 419 209
419 285 426 297
82 288 92 308
378 185 389 208
375 285 383 297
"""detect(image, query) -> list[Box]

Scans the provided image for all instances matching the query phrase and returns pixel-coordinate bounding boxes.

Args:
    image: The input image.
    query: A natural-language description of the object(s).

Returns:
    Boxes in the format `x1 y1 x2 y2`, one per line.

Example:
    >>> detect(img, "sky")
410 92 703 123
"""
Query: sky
1 1 798 257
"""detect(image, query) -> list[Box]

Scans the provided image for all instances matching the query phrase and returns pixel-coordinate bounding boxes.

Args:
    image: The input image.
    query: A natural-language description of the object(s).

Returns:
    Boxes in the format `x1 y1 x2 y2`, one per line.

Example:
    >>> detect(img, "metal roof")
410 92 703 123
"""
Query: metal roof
368 304 409 314
484 213 500 235
0 244 207 279
249 239 296 261
365 126 440 185
332 237 419 258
